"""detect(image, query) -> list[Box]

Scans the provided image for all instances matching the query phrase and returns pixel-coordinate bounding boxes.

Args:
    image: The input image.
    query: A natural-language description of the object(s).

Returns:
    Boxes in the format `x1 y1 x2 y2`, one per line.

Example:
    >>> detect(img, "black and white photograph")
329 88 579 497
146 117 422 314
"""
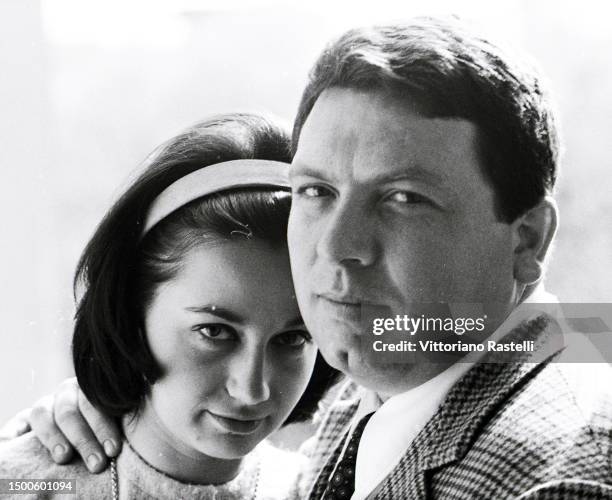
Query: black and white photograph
1 0 611 498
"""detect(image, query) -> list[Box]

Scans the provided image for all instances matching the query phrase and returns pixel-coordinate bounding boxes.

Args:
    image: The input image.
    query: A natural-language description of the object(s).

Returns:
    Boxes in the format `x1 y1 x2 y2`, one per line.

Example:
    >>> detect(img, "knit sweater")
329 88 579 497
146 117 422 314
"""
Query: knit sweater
0 433 303 499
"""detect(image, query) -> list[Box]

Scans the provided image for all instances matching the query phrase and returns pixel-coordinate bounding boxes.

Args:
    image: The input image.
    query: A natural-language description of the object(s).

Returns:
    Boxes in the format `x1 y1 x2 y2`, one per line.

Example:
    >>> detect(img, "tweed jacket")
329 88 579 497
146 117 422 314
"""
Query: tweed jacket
301 315 612 499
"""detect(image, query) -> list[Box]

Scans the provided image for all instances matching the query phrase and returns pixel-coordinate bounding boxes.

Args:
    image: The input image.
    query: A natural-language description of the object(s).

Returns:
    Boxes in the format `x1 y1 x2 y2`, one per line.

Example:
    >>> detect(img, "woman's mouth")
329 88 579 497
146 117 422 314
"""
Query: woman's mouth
206 411 265 435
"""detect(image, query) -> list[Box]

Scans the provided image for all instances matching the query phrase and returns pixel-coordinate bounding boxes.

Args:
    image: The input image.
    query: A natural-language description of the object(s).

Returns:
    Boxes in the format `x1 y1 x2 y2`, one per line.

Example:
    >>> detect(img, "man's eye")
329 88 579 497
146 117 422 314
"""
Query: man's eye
193 324 235 341
296 185 331 198
274 330 312 348
388 191 429 204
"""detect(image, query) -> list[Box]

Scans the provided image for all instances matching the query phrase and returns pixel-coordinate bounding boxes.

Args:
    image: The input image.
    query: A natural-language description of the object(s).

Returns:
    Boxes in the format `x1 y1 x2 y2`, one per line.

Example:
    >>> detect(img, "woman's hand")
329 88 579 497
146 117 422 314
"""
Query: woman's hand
0 378 122 473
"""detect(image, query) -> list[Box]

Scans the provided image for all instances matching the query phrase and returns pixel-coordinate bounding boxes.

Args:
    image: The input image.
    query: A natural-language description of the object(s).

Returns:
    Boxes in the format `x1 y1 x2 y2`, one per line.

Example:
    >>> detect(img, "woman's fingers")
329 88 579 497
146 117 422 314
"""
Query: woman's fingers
77 387 122 458
29 395 74 464
0 407 32 440
52 378 108 473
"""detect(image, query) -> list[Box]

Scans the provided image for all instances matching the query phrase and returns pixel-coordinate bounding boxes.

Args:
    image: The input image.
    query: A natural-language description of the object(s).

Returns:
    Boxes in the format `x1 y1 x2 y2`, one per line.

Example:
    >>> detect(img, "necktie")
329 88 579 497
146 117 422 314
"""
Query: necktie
322 412 374 500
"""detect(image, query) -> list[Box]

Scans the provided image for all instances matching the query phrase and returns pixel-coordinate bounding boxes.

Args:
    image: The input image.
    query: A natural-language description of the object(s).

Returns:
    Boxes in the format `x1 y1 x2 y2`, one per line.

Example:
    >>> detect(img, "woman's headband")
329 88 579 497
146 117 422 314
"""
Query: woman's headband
142 159 291 235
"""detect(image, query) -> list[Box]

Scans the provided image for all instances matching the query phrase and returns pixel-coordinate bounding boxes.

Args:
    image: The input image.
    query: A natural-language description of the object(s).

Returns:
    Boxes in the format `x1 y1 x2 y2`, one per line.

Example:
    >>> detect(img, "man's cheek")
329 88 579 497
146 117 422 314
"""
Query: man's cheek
292 239 313 270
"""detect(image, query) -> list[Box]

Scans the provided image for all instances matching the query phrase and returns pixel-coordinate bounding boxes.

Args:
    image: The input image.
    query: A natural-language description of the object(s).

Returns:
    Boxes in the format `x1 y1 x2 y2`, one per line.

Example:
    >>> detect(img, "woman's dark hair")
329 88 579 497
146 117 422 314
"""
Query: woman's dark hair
73 112 339 424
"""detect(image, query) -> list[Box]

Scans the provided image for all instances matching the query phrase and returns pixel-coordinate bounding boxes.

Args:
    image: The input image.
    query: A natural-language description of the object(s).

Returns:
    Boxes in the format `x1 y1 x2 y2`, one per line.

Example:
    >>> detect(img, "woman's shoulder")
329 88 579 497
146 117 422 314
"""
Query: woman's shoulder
255 440 307 500
0 433 108 496
0 433 63 476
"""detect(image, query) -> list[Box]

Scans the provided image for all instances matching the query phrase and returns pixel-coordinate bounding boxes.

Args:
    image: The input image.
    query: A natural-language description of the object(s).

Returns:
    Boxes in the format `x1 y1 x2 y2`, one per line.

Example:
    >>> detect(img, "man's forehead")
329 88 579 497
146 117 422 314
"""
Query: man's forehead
290 160 444 187
292 88 483 188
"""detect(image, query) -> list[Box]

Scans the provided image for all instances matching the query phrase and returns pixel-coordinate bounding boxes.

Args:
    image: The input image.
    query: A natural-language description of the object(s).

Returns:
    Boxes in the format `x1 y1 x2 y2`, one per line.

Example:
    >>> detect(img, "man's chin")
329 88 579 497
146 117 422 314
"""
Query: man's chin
322 346 410 394
313 326 437 395
340 350 445 396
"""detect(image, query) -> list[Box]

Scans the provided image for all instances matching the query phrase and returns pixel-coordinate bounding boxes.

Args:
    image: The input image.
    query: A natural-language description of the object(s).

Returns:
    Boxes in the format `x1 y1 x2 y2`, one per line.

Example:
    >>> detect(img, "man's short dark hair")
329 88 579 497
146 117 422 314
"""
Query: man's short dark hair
293 16 560 222
73 112 339 423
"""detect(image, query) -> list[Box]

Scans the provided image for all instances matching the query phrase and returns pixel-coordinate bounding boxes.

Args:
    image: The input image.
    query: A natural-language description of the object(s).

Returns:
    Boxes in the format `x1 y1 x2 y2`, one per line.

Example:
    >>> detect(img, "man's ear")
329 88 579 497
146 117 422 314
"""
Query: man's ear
512 196 558 286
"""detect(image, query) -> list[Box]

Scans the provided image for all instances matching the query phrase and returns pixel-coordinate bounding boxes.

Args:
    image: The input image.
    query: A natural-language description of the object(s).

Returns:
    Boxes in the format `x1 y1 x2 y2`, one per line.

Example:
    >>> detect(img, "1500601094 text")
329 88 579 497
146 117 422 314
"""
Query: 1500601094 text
0 479 76 494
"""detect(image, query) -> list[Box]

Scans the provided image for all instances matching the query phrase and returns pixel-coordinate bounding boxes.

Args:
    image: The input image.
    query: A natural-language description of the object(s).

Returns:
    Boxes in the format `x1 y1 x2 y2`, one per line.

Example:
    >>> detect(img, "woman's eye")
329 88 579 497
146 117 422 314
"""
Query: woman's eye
274 330 312 348
193 324 235 341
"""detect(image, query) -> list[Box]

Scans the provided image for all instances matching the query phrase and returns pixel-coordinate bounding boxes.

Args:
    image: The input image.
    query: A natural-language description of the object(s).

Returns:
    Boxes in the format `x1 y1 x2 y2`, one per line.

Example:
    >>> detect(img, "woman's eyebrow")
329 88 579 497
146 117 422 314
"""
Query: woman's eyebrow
185 305 245 324
185 307 304 329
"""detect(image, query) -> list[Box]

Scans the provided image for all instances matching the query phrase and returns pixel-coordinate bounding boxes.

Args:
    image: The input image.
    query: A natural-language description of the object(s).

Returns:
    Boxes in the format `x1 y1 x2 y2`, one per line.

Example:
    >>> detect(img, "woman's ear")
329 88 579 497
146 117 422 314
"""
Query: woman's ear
512 196 558 286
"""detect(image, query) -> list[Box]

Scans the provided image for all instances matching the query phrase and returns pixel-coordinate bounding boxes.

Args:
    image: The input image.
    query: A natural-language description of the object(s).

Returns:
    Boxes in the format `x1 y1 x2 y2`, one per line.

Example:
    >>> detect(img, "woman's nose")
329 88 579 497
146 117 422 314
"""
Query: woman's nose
225 348 271 405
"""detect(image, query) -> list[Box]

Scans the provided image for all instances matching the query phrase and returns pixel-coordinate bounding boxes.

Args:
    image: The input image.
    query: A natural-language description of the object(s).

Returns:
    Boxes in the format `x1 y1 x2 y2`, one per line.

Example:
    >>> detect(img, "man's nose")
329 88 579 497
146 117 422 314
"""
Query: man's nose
225 347 271 406
316 197 377 267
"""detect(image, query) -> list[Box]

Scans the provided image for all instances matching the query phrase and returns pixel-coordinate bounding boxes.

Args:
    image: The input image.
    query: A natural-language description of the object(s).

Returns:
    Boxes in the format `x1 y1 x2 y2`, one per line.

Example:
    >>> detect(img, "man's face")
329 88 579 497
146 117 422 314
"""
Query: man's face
288 88 521 396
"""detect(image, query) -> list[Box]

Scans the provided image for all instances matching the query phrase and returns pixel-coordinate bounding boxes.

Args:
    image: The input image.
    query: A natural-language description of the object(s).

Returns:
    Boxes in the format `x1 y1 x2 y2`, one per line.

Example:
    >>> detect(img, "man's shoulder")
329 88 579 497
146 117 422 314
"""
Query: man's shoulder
485 361 612 444
457 314 612 465
437 362 612 498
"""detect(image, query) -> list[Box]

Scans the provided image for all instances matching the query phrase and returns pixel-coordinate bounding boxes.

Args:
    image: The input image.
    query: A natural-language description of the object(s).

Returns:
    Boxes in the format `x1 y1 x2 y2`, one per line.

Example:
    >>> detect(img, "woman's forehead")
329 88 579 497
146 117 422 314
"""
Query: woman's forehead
148 240 300 328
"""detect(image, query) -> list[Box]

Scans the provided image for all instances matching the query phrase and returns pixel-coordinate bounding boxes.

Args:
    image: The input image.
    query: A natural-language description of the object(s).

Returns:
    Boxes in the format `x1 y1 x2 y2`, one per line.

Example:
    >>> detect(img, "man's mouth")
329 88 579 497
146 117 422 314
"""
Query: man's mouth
316 293 363 322
206 411 266 435
319 294 361 306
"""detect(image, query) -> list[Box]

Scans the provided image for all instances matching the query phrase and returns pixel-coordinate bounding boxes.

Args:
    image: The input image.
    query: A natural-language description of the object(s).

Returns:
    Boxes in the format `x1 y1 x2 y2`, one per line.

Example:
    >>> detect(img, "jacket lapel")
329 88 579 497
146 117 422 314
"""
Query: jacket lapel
371 314 562 499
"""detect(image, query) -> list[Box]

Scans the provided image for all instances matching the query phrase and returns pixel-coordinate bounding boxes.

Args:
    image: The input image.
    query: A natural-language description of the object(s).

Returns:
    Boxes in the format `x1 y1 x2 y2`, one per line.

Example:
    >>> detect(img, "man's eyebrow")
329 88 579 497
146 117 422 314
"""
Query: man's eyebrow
290 162 444 185
289 162 329 180
370 165 444 185
185 305 245 324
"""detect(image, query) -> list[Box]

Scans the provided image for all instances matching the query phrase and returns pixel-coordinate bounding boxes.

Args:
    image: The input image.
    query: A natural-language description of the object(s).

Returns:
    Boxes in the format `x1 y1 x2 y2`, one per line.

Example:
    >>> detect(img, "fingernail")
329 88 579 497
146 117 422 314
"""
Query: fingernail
87 453 101 470
103 439 116 456
16 422 29 434
53 444 66 459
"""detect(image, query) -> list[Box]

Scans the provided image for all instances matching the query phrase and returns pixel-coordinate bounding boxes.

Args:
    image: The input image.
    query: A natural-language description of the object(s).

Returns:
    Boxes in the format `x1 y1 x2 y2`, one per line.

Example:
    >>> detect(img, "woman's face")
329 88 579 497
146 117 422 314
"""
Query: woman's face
141 239 317 460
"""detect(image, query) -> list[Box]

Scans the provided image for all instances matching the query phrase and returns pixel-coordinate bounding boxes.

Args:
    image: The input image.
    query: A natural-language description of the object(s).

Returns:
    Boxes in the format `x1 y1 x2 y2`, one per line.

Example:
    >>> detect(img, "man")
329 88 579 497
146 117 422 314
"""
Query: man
284 17 612 499
5 16 612 499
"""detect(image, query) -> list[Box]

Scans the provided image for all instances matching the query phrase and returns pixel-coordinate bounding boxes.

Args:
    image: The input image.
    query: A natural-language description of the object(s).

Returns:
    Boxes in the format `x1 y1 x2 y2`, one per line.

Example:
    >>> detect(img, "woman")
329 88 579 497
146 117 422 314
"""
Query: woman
0 113 338 499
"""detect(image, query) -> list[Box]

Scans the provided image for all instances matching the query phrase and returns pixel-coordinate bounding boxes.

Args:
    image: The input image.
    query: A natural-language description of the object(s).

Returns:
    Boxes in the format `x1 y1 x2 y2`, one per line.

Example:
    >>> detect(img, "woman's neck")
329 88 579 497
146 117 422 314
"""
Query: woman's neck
123 405 243 485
